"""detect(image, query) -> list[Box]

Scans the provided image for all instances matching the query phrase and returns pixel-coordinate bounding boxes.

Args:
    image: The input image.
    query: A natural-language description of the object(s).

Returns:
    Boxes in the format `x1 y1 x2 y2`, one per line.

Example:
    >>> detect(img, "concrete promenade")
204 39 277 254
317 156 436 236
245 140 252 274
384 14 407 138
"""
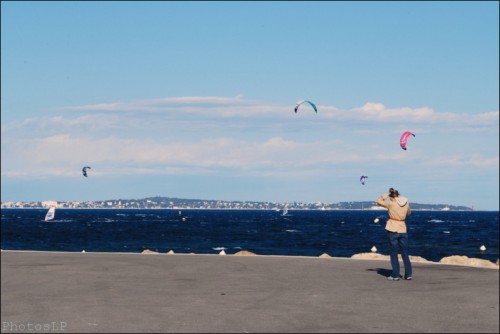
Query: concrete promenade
1 250 499 333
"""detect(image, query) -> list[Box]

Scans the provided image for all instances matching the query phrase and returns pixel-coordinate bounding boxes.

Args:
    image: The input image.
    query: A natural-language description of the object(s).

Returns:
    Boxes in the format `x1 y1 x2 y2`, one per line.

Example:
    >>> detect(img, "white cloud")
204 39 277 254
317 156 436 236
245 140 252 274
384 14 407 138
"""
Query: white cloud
320 102 498 126
55 96 499 128
421 154 499 169
2 131 497 179
0 133 369 178
58 95 281 118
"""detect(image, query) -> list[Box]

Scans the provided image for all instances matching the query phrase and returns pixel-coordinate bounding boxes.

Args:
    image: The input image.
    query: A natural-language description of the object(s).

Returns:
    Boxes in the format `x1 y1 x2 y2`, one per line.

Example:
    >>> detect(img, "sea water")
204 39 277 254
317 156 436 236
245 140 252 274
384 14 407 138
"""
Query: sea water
1 209 498 263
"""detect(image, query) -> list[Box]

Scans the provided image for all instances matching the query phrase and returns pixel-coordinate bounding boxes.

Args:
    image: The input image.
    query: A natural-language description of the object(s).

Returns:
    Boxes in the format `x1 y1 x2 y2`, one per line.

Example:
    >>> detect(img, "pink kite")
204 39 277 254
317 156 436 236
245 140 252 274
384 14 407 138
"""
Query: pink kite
400 131 415 150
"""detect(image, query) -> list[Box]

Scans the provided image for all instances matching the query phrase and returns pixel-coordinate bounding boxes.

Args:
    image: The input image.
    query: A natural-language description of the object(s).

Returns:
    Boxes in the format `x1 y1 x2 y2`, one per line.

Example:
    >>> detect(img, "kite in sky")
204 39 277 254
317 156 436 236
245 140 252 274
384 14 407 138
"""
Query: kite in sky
82 166 91 177
360 175 368 185
294 100 318 113
400 131 415 150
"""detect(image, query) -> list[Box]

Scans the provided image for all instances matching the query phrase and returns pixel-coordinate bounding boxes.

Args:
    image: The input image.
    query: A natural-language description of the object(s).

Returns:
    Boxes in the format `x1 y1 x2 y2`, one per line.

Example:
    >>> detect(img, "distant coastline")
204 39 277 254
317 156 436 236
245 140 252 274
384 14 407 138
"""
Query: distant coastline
1 196 474 211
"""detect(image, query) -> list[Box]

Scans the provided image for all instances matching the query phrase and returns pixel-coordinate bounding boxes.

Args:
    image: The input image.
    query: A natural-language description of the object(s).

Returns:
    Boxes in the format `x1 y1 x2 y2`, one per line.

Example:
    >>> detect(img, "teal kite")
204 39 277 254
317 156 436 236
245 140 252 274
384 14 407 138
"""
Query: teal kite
294 100 317 113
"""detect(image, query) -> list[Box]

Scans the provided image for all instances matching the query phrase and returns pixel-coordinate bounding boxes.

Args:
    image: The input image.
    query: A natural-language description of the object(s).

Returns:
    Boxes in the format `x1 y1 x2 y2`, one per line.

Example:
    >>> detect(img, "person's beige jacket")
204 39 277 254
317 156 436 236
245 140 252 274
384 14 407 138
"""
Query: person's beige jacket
376 196 411 233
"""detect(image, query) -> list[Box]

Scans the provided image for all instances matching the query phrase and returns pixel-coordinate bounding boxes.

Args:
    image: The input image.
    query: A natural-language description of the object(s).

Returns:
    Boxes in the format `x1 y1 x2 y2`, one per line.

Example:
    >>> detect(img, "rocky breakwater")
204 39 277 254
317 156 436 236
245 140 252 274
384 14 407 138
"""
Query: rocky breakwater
138 249 498 269
348 252 498 269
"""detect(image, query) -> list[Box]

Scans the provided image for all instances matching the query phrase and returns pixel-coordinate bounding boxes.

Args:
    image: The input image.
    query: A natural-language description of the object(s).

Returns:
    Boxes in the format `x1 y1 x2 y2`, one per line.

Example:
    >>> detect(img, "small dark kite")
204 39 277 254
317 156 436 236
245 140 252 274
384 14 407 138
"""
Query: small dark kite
82 166 91 177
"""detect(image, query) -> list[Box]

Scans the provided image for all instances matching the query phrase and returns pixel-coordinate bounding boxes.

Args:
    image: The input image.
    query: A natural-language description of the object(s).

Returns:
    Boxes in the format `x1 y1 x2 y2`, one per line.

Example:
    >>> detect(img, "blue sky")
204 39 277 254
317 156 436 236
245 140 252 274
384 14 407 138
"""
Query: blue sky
1 1 499 210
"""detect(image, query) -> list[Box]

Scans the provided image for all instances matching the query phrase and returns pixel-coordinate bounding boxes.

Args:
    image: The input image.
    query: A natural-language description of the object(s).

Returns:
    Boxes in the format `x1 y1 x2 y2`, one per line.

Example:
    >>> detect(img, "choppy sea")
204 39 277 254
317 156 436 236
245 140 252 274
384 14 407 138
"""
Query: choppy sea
1 209 498 263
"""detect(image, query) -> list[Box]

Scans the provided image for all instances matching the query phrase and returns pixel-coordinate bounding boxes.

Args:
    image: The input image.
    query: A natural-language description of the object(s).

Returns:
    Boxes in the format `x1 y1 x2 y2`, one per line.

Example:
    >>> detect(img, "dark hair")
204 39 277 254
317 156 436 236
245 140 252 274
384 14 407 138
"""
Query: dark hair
389 188 399 198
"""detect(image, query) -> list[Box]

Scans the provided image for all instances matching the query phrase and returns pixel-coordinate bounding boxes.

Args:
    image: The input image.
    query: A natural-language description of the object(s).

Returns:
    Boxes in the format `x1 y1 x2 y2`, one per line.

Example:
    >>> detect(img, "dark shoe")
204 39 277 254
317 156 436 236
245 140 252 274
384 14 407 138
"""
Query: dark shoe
405 276 412 280
387 276 401 281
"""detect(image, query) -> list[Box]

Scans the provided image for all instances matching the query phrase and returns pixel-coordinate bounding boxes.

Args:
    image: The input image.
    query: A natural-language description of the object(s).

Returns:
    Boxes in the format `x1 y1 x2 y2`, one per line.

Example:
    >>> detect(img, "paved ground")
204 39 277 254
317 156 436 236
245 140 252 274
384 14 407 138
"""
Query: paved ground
1 250 498 333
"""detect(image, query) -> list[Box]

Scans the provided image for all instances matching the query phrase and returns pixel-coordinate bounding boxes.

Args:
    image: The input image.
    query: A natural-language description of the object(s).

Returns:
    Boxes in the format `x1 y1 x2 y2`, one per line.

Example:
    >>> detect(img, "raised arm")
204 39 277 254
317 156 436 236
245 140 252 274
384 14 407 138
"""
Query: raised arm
376 193 390 208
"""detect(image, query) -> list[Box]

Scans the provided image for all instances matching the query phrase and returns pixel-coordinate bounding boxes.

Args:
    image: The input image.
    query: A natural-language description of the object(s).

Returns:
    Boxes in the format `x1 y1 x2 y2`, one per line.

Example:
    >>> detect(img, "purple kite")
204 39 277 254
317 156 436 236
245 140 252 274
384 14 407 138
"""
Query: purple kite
360 175 368 185
400 131 415 150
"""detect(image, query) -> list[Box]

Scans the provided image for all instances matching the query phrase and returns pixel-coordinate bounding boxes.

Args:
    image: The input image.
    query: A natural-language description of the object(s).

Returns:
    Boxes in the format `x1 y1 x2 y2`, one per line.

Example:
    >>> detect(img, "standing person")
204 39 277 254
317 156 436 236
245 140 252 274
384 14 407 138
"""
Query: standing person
376 188 412 281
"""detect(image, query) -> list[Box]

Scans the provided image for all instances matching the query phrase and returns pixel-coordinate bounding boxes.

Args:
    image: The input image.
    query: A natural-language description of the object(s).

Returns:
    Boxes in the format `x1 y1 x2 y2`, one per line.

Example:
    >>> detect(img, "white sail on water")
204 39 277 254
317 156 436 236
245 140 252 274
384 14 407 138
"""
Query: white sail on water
44 206 56 221
282 207 288 216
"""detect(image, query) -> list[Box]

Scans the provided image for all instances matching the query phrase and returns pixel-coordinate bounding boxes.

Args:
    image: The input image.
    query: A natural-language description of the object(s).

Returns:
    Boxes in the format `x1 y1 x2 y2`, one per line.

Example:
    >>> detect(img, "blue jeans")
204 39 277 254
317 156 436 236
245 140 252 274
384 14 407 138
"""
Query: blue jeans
387 232 412 278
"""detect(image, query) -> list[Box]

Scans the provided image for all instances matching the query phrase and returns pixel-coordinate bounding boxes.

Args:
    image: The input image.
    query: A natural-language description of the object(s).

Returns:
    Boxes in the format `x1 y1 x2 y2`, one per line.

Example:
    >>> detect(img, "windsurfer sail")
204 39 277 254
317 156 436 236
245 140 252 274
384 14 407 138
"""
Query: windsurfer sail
44 206 56 221
282 206 289 216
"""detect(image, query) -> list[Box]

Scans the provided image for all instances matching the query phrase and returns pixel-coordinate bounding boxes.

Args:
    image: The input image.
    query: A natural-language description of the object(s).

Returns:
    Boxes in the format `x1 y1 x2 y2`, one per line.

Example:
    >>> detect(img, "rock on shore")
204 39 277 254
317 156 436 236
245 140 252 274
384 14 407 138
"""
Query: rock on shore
234 250 257 256
439 255 498 268
141 249 158 254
